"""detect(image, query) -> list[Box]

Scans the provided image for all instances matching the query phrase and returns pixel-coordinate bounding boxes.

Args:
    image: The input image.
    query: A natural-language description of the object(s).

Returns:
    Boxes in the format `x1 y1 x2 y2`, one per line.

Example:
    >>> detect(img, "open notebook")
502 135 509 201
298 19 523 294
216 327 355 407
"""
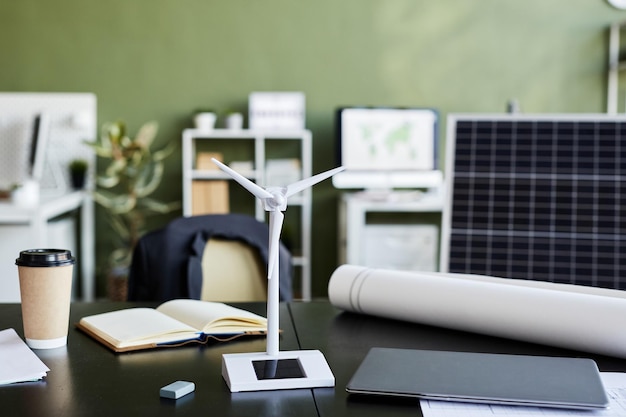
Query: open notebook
77 299 267 352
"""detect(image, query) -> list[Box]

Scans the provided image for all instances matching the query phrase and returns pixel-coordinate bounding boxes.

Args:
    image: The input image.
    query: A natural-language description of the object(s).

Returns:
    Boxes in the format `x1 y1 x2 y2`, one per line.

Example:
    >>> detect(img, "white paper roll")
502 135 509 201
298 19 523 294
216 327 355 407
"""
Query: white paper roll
328 264 626 358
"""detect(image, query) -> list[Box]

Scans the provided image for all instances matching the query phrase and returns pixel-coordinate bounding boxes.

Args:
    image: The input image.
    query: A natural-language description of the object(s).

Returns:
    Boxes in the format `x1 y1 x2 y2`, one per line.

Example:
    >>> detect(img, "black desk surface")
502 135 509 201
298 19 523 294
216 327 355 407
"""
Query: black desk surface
2 301 626 417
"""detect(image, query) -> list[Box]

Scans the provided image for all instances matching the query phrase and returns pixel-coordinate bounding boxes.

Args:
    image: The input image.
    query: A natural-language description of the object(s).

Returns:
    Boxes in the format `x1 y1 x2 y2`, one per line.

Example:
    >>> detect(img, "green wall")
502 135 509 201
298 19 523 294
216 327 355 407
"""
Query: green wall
0 0 623 298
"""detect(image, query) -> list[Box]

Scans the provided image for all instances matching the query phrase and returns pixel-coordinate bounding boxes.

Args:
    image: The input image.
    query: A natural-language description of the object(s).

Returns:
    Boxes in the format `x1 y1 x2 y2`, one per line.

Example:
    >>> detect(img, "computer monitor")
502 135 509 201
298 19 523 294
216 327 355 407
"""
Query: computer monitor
0 93 96 192
332 107 442 190
28 113 50 182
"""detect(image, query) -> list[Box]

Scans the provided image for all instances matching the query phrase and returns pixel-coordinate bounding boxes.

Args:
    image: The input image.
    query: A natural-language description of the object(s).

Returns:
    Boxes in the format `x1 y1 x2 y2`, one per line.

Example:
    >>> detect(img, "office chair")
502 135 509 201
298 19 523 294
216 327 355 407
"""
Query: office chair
127 214 293 302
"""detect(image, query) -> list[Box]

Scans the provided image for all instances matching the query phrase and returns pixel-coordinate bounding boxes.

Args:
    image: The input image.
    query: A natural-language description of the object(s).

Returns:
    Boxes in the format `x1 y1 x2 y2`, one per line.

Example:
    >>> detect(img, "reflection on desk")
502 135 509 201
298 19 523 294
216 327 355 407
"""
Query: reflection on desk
2 301 626 417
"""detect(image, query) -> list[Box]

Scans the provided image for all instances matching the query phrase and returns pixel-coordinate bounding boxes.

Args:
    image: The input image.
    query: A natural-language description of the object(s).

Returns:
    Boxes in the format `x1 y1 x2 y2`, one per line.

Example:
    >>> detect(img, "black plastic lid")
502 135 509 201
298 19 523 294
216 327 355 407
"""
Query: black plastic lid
15 249 75 267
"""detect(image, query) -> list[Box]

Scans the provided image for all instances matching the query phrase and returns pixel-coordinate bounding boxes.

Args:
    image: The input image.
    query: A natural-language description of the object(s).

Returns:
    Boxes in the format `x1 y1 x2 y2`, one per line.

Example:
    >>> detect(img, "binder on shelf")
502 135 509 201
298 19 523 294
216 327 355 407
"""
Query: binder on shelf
192 152 229 215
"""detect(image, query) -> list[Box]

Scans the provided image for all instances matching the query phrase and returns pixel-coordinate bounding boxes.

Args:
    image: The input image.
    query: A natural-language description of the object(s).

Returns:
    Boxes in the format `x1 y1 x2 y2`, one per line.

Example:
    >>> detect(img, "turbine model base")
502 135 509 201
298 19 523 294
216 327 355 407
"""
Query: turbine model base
222 350 335 392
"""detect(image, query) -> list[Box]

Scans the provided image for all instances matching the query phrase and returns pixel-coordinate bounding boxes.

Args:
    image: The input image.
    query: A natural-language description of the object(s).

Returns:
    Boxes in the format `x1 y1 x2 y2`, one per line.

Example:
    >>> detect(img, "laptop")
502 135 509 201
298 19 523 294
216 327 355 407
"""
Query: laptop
346 348 609 410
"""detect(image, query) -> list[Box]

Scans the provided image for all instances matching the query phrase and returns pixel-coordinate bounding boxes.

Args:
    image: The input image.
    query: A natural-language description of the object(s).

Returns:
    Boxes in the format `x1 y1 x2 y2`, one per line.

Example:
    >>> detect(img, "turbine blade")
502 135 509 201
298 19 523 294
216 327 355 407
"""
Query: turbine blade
212 158 273 199
286 166 345 197
267 210 284 280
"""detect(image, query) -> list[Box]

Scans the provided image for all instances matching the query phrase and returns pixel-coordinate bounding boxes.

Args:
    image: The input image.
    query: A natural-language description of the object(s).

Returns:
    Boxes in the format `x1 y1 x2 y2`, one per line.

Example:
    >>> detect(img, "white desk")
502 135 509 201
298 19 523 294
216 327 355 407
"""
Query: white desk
0 191 94 302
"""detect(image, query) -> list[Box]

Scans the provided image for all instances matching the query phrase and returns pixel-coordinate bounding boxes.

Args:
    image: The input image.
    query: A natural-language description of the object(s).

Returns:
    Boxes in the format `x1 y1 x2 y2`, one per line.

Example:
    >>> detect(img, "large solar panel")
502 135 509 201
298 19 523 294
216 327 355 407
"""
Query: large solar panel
441 114 626 290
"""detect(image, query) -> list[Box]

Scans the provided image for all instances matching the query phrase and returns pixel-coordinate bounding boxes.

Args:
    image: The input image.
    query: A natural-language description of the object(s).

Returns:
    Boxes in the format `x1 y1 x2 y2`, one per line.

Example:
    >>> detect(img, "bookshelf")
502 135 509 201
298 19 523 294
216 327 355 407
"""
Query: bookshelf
181 128 313 300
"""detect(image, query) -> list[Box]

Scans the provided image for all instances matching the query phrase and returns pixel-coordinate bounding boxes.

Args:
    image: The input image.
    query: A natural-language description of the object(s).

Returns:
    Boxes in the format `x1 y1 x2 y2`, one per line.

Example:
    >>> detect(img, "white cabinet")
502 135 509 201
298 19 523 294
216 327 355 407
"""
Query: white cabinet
182 128 313 300
361 224 439 271
338 189 445 272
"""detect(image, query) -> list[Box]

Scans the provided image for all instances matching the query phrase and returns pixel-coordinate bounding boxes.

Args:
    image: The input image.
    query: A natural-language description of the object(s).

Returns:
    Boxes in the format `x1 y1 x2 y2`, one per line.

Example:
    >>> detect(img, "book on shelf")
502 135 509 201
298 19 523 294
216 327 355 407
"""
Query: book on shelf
192 151 229 215
76 299 267 353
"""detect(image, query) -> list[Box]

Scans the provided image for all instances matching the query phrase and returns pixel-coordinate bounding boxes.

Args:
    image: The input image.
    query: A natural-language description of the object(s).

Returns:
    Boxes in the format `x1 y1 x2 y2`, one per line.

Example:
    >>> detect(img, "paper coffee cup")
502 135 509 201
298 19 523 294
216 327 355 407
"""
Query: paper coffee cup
16 249 75 349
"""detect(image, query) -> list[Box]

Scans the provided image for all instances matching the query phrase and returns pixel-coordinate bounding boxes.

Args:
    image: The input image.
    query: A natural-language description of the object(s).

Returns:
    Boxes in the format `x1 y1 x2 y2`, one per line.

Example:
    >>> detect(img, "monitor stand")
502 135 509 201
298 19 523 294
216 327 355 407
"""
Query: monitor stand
222 350 335 392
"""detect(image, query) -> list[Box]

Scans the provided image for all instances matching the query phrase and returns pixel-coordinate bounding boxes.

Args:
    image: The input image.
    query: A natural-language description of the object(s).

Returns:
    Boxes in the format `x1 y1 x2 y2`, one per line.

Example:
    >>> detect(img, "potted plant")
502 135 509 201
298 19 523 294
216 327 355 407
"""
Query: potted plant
85 120 181 300
69 159 88 190
224 109 244 130
193 108 217 131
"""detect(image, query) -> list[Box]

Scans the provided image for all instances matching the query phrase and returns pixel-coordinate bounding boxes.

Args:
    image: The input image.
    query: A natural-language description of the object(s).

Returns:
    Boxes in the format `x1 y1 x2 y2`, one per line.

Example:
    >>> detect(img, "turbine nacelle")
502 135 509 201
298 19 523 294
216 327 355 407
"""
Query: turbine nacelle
263 187 288 211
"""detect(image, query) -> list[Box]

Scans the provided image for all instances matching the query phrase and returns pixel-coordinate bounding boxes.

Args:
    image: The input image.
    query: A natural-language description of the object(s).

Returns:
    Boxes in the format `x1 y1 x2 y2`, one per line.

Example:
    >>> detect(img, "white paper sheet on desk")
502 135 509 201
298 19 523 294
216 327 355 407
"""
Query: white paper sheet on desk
0 328 49 385
420 372 626 417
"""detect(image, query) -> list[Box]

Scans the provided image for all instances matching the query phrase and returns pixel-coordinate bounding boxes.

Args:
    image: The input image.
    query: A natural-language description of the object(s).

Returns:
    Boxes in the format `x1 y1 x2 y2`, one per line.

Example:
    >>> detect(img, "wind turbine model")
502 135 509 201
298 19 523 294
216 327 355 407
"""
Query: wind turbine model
214 157 344 392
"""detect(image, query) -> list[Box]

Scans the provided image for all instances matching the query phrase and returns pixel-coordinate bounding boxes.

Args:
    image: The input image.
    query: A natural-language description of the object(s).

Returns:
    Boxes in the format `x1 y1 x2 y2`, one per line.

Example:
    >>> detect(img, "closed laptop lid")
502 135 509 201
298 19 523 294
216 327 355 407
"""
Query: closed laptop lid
346 348 608 410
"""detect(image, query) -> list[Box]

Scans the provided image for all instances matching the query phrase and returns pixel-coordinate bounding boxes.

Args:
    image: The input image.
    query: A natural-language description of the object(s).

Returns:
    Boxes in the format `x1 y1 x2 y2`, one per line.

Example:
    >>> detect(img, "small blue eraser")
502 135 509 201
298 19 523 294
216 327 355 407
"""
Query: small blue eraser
160 380 195 399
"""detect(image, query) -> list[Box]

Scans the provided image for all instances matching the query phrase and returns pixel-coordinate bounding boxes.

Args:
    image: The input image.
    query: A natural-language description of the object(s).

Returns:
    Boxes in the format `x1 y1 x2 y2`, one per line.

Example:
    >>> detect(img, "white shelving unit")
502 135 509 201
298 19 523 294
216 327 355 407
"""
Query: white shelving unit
182 128 313 300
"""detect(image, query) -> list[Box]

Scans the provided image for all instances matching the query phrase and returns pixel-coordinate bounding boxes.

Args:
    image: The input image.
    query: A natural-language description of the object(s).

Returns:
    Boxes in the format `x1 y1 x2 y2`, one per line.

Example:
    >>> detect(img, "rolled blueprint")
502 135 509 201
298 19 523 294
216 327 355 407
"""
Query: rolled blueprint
328 264 626 359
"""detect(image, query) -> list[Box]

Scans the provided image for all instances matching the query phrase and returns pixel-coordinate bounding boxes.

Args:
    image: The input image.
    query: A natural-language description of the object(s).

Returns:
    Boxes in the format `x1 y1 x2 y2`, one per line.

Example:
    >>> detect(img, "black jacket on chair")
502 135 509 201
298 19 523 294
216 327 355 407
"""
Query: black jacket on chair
127 214 293 302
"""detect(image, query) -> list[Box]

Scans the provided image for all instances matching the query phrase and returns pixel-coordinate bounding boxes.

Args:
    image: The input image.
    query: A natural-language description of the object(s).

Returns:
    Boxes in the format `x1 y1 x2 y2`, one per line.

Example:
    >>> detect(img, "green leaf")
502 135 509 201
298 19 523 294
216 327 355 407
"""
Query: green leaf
135 161 163 198
96 174 120 189
83 140 113 158
138 197 181 214
107 213 131 241
93 190 136 214
153 140 177 162
134 121 158 149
